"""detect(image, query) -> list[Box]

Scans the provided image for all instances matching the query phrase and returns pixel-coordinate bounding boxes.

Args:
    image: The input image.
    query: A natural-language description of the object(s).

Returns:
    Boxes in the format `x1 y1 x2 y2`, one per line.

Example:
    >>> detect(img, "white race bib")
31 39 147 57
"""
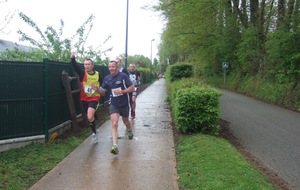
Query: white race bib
111 87 122 97
84 85 95 95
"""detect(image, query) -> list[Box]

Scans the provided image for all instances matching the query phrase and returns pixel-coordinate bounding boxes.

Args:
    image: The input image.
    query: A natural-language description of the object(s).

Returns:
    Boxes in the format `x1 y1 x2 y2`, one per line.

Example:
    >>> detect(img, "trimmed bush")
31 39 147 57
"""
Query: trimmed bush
165 64 222 134
173 86 222 134
169 63 193 82
169 78 205 108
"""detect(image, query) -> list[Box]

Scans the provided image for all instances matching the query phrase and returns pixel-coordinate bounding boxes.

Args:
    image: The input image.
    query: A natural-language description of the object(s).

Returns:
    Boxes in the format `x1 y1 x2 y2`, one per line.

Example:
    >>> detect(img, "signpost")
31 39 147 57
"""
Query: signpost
222 62 229 85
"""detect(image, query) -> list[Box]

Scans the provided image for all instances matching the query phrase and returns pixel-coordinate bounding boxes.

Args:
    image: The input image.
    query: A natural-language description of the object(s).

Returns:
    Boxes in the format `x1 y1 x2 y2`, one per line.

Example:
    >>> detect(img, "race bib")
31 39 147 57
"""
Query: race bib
112 87 122 97
84 85 95 96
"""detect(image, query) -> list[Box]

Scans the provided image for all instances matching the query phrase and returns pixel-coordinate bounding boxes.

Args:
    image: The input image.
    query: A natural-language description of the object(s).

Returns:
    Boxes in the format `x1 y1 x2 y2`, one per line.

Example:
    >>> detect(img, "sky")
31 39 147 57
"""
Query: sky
0 0 164 60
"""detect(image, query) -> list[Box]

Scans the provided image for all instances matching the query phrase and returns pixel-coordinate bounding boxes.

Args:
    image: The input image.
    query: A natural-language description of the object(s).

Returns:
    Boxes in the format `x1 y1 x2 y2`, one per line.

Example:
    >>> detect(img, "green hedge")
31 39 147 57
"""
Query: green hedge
165 64 222 134
174 86 222 134
135 67 152 84
168 63 193 82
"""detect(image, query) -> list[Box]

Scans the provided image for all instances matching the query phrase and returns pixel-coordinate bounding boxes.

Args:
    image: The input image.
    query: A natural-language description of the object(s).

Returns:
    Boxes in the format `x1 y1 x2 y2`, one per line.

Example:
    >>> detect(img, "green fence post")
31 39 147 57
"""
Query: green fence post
43 58 49 143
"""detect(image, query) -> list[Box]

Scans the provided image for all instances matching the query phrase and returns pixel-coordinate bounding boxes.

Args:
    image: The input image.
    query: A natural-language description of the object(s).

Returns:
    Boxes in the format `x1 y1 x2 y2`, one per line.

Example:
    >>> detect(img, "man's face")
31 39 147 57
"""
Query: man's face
84 60 94 73
108 61 118 76
116 59 122 68
129 64 135 72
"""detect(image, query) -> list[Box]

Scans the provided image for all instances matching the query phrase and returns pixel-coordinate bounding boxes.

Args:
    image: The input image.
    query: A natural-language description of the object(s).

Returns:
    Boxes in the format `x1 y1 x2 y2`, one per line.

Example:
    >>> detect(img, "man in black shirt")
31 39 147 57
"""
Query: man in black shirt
128 63 141 118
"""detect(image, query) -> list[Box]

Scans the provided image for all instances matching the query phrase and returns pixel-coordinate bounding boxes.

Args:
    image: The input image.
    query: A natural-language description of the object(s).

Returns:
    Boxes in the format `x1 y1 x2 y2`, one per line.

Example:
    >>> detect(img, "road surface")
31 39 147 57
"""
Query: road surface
219 89 300 190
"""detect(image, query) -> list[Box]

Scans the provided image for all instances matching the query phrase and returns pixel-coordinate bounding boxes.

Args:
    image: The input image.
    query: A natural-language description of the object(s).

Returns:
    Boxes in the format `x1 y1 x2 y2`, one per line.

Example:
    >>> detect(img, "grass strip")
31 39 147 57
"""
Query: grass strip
176 134 277 190
0 129 90 190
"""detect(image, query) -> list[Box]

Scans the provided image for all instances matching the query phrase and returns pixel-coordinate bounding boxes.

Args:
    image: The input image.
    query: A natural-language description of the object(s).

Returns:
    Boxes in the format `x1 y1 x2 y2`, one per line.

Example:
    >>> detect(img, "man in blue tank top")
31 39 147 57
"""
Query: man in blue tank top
92 60 134 155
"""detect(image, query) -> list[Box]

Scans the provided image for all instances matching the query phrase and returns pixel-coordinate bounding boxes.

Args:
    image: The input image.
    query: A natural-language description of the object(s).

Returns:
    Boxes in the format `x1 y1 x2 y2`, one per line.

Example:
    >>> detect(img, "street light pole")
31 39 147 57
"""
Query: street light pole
125 0 129 69
150 39 155 81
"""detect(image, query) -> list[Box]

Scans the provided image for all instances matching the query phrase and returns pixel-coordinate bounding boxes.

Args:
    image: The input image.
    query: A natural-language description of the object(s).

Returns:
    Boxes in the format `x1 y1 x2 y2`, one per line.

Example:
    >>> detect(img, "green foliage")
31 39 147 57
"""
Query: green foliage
266 30 300 82
173 86 221 134
0 48 45 61
236 27 263 75
165 67 198 105
157 0 220 64
134 67 151 84
156 0 300 112
127 54 150 68
0 129 91 190
169 63 193 82
168 78 204 106
165 75 222 135
209 72 300 111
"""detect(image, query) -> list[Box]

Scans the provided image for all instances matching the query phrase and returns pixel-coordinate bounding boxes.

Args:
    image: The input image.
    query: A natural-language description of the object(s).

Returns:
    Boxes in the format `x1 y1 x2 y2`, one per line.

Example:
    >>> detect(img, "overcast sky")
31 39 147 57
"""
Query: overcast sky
0 0 164 60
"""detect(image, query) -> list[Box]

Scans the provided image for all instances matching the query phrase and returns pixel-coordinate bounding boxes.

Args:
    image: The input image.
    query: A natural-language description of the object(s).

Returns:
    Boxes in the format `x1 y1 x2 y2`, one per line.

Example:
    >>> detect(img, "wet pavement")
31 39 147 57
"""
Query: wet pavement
30 79 179 190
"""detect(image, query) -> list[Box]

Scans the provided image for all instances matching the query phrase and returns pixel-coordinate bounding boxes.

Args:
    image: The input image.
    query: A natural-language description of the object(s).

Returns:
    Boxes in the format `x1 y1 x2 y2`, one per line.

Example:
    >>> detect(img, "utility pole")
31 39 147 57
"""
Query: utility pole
125 0 129 69
150 39 155 81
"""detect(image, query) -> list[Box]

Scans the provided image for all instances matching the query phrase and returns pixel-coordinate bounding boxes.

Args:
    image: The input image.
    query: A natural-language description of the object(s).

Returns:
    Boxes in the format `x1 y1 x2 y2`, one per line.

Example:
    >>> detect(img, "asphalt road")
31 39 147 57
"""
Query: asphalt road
218 88 300 190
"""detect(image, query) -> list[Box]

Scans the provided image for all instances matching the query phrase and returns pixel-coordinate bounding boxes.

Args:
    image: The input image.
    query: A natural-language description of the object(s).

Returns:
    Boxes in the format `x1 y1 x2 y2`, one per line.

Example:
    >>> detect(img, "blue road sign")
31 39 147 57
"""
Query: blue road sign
222 62 229 69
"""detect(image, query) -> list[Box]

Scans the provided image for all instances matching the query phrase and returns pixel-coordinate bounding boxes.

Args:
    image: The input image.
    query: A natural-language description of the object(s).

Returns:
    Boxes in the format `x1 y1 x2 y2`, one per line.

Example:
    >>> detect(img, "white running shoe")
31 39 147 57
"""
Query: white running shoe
92 133 98 143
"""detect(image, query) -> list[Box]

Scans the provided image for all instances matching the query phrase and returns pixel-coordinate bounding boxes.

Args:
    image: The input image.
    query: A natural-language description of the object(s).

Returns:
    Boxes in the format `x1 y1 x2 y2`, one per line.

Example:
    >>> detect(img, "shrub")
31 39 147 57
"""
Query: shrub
136 67 151 84
174 86 221 134
169 63 193 82
168 78 204 108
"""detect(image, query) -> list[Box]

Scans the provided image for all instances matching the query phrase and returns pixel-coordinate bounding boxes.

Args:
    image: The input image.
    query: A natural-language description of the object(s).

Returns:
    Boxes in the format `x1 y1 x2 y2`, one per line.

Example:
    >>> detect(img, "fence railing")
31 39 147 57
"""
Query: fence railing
0 59 109 141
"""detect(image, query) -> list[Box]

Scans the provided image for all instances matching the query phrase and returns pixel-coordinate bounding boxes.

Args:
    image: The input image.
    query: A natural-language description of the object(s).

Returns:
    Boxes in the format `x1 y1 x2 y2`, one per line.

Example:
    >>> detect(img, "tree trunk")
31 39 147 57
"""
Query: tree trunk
258 0 266 42
265 0 275 34
277 0 286 29
293 0 300 32
250 0 259 26
286 0 295 30
239 0 249 28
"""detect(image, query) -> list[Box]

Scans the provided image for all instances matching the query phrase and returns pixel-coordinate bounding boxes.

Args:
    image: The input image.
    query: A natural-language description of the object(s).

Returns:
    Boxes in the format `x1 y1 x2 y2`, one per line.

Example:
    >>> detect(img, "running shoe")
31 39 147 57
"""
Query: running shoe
110 145 119 155
92 133 98 143
128 130 133 140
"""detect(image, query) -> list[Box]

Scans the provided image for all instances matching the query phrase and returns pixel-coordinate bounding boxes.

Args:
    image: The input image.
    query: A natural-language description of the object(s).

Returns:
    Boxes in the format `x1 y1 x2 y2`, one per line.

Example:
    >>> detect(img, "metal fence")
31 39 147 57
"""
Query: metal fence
0 59 109 141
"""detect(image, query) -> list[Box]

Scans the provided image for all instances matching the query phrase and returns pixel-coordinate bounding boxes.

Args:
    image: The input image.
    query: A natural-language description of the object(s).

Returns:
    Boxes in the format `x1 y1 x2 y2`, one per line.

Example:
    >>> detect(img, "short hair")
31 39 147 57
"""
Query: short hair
116 58 122 64
85 58 94 65
109 60 118 67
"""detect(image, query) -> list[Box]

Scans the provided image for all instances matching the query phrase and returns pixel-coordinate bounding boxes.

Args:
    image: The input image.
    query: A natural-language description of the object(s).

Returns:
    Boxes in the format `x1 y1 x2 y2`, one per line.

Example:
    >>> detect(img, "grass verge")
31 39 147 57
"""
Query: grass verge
0 128 91 190
176 134 277 190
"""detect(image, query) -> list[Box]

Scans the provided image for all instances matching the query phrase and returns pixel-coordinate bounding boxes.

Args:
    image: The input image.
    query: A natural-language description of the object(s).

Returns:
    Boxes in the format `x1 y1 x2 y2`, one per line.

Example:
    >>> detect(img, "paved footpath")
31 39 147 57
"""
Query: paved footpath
30 79 179 190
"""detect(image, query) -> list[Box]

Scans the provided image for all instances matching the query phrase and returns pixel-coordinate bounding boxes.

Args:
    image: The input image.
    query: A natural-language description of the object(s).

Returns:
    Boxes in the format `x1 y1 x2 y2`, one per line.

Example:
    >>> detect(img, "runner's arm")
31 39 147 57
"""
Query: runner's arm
91 84 106 96
70 54 84 81
121 85 135 94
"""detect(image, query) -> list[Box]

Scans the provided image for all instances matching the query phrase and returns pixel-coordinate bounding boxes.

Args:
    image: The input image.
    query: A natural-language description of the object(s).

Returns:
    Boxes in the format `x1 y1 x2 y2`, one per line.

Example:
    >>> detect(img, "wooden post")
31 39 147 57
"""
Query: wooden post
62 70 79 131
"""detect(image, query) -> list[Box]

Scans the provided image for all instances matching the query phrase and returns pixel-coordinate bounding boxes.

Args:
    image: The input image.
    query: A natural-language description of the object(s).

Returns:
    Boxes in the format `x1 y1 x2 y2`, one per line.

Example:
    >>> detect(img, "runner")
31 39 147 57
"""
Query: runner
92 60 135 154
128 63 141 118
70 53 102 143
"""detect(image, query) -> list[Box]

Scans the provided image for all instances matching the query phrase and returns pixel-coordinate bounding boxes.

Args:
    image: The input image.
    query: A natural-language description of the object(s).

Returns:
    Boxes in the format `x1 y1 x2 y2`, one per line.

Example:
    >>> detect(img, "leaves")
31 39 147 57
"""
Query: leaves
12 12 110 63
156 0 300 87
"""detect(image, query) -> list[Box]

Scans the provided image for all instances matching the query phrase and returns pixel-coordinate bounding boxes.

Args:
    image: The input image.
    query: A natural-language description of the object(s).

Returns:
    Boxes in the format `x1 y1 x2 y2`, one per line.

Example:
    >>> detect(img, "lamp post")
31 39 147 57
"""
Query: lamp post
150 39 155 81
125 0 129 69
